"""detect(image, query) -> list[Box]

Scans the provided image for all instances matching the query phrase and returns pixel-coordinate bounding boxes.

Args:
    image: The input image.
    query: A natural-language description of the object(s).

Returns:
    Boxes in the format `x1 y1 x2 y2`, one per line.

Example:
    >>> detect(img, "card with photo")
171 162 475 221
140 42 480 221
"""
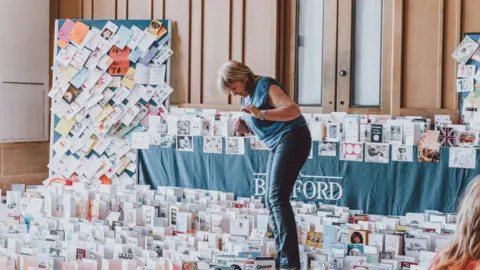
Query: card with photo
177 136 194 152
226 137 245 155
177 120 191 135
305 232 323 249
365 143 389 163
326 123 340 142
360 124 371 143
318 142 336 157
418 146 440 163
391 145 414 162
389 123 403 144
204 136 223 154
456 131 478 147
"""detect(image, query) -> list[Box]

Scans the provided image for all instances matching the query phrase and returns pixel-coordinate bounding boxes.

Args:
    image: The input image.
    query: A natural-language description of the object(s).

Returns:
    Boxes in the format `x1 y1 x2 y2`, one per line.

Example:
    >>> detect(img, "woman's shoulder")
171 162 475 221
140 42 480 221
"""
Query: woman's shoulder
256 76 286 92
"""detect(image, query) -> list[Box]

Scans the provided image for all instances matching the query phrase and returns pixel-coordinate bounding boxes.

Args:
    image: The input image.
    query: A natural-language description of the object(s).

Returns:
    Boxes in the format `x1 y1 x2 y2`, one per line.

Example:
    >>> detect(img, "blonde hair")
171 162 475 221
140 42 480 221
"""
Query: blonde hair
432 175 480 269
217 60 261 95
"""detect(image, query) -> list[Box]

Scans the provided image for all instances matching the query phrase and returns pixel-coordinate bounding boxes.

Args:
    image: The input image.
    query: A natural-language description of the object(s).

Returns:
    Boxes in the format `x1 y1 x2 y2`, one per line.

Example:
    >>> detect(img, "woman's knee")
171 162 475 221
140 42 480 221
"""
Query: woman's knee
268 193 289 207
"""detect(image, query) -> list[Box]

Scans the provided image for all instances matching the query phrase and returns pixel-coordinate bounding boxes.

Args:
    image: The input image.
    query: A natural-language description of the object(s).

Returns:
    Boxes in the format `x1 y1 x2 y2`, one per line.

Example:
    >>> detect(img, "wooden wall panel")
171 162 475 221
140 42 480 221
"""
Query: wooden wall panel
231 0 245 106
117 0 128 19
322 0 338 113
402 0 443 109
128 0 152 19
202 0 230 105
244 0 277 77
336 0 353 112
153 0 165 19
380 0 393 115
59 0 82 18
190 0 203 104
93 0 116 19
443 0 461 110
165 0 191 104
462 0 480 33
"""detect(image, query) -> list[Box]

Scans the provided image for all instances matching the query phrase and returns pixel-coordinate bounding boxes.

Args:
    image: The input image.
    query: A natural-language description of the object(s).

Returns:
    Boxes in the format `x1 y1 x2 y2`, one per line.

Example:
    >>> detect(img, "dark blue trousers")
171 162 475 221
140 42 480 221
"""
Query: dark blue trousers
264 125 312 269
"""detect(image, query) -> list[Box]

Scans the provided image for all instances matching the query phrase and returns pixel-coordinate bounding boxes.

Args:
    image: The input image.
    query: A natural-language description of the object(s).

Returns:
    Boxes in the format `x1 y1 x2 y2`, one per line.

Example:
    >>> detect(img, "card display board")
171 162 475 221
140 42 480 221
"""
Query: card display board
49 19 173 185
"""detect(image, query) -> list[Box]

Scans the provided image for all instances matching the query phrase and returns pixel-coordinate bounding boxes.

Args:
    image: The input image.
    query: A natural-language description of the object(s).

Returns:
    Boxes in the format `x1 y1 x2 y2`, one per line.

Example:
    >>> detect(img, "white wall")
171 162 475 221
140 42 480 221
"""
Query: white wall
0 0 50 142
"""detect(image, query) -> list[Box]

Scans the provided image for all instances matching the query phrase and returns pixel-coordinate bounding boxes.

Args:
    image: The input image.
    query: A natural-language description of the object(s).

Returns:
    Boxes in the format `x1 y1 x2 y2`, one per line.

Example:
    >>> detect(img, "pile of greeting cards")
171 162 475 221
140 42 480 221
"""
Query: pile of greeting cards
0 183 455 269
47 19 174 186
147 108 478 169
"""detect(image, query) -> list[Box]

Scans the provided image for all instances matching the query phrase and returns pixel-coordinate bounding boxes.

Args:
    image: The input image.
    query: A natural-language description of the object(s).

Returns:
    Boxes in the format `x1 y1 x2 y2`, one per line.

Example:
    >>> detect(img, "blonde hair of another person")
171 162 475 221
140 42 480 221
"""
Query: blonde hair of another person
432 176 480 269
217 60 261 95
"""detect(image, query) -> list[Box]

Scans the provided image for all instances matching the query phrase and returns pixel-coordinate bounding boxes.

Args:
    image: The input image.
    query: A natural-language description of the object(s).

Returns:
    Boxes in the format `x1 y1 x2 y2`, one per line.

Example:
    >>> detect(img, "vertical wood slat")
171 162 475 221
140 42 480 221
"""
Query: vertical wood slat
153 0 165 18
335 0 352 112
83 0 93 19
231 0 245 106
244 0 277 78
402 0 443 109
117 0 128 19
93 0 116 19
190 0 203 104
128 0 151 19
165 0 191 104
442 0 462 110
59 0 82 18
268 0 278 78
322 0 338 113
381 0 393 115
391 0 403 116
436 0 445 109
284 0 297 100
202 0 230 105
461 0 480 33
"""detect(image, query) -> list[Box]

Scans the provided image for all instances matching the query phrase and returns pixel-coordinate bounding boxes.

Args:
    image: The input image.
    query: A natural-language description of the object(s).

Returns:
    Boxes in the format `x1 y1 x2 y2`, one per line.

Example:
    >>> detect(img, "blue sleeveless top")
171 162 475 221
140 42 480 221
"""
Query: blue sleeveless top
242 76 307 149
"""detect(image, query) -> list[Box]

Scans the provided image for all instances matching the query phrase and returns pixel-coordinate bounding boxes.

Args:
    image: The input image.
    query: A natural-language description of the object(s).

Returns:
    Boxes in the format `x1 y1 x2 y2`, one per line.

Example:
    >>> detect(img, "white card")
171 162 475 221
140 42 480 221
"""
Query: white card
391 144 414 162
112 86 131 104
203 136 223 154
137 32 157 53
457 64 476 78
121 104 142 126
226 137 245 155
149 64 166 85
456 78 474 92
151 83 174 105
365 143 389 163
135 64 150 84
127 26 146 49
132 132 150 150
449 147 476 169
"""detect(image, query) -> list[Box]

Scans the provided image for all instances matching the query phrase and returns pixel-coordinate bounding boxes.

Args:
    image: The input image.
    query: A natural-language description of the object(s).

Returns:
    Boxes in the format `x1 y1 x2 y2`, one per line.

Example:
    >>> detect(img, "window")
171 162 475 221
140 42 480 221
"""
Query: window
352 0 383 107
295 0 324 106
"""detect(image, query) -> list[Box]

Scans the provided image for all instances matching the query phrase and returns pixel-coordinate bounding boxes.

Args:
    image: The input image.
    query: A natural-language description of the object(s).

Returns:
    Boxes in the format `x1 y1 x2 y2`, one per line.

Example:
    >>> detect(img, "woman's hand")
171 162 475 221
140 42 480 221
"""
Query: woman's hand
241 105 261 118
235 118 250 133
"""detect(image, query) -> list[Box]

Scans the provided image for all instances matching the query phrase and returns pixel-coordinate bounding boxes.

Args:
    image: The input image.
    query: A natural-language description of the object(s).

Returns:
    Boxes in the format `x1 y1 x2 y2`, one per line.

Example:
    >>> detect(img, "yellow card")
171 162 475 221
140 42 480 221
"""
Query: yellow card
148 20 163 36
55 117 77 137
57 65 80 85
122 67 136 89
57 40 68 49
95 104 114 123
